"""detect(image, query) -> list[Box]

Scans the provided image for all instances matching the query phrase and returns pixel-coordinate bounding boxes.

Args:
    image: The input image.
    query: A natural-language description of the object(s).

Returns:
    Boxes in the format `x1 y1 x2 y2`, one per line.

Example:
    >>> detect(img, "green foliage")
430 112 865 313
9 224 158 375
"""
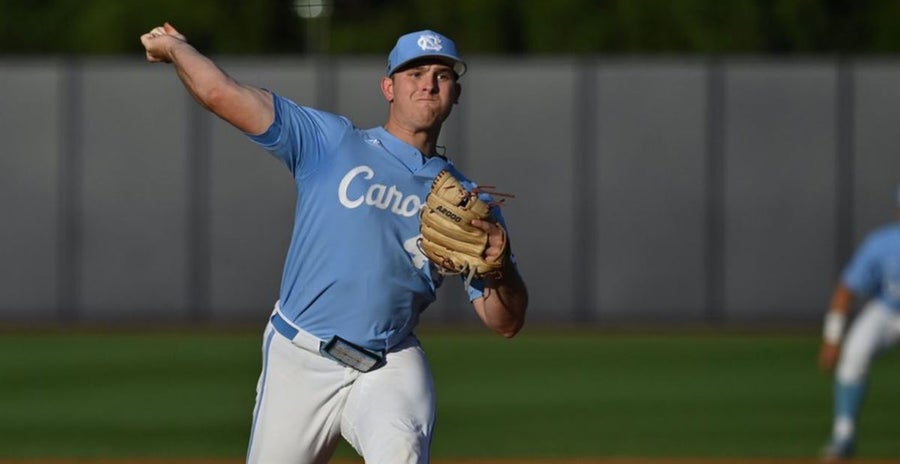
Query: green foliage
0 0 301 55
2 0 900 55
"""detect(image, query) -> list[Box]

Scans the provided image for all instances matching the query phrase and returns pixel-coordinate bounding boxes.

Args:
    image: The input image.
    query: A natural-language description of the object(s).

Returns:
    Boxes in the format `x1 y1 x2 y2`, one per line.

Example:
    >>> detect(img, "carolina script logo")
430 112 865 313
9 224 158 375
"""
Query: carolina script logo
337 165 423 218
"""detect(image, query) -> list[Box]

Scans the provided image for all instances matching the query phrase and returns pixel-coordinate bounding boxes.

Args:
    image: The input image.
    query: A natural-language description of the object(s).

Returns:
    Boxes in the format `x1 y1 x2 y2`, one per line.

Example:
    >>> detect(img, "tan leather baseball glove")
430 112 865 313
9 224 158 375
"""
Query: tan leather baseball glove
419 170 507 284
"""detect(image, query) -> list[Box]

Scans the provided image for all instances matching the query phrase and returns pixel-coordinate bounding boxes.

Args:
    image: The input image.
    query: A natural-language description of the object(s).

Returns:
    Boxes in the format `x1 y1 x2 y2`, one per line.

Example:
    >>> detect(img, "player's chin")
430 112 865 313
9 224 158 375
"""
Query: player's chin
412 113 447 130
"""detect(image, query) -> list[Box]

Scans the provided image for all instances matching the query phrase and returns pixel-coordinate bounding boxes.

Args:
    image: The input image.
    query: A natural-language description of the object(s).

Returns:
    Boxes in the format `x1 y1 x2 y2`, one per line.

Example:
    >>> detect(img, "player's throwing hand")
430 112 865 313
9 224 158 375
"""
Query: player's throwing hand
140 22 186 63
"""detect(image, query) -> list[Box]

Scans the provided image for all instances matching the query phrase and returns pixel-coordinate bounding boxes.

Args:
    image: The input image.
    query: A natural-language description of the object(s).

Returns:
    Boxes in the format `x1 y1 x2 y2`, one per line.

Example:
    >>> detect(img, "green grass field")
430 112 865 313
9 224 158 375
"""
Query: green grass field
1 329 899 460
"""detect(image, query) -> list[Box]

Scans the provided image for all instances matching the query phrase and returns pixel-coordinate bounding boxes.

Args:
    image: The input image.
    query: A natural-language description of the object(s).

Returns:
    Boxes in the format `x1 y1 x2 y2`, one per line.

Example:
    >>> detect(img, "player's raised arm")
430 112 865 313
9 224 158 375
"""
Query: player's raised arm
140 22 274 135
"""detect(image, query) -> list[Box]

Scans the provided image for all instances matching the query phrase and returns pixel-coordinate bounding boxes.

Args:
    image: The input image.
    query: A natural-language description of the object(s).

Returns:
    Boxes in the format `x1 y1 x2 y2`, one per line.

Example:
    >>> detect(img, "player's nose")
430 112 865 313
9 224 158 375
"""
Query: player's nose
422 73 440 93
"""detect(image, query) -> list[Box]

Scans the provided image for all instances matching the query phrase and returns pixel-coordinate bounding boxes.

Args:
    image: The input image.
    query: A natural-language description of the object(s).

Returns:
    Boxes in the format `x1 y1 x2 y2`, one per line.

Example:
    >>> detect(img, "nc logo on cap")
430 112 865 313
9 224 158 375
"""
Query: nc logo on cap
417 34 443 52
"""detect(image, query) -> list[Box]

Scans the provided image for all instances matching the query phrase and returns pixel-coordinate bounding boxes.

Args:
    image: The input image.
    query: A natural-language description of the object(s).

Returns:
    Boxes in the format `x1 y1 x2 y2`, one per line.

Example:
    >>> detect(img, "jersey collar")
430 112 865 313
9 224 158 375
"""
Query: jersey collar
366 127 450 178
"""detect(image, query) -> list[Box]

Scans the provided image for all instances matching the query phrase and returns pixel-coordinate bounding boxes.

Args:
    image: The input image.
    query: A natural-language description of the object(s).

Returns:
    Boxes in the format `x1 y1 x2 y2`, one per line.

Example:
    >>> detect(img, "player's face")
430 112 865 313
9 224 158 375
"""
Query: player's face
384 61 459 130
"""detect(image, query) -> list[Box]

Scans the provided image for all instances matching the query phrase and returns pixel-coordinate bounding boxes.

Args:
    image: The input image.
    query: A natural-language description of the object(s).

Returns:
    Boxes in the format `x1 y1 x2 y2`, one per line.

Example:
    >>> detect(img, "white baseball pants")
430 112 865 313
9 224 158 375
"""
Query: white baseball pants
836 300 900 384
246 311 435 464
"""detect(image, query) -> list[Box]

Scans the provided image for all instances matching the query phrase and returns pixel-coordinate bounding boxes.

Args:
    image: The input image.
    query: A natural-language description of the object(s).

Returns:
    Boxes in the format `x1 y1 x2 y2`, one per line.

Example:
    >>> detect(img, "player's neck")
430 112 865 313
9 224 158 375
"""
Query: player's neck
383 120 442 157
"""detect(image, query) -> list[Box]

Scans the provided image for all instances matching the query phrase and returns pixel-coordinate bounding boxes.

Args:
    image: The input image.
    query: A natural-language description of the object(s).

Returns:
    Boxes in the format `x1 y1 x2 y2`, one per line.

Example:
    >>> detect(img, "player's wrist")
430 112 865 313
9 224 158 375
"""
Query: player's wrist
823 310 846 345
165 40 193 63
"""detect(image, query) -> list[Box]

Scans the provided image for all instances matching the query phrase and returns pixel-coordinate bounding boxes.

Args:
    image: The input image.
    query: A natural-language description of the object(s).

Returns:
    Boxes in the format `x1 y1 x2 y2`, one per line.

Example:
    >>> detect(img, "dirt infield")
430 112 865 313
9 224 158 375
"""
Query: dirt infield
1 459 898 464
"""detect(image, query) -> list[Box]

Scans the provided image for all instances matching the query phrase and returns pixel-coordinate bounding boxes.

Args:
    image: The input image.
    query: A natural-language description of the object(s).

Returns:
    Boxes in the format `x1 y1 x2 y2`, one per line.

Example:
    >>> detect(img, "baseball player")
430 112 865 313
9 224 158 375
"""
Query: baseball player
818 184 900 461
141 23 528 464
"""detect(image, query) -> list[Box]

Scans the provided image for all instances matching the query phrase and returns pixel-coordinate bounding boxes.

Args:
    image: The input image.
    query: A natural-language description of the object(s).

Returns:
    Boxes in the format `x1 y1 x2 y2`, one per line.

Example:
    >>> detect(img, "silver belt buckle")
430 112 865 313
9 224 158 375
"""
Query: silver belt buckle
319 336 385 372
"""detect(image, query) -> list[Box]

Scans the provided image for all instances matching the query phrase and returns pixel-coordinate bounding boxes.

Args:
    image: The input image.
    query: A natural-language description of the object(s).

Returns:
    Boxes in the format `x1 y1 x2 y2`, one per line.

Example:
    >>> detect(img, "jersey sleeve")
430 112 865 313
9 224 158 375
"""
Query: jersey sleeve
246 92 353 178
465 253 522 301
841 233 883 297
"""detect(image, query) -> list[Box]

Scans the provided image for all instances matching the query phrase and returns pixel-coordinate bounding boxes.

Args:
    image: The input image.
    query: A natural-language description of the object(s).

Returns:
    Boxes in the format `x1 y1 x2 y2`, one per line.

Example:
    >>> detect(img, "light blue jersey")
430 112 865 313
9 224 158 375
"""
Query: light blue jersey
248 93 497 352
841 221 900 311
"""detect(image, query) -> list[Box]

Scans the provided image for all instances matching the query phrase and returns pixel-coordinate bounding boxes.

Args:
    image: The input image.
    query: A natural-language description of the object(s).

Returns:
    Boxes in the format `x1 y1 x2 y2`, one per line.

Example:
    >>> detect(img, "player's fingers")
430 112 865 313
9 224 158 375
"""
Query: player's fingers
145 50 164 63
471 218 491 232
472 219 505 260
152 26 166 36
140 34 159 61
163 22 186 41
481 220 505 244
471 219 498 242
140 33 156 49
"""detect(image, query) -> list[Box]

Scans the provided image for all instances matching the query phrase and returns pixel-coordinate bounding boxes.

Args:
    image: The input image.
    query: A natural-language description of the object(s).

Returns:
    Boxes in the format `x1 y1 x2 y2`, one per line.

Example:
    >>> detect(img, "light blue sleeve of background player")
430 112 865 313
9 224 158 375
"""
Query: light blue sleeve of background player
246 92 353 179
842 233 883 298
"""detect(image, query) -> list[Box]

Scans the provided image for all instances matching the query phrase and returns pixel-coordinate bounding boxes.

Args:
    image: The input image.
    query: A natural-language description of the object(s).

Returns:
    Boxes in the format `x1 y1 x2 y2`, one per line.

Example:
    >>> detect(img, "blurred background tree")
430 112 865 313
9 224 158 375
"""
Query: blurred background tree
1 0 900 55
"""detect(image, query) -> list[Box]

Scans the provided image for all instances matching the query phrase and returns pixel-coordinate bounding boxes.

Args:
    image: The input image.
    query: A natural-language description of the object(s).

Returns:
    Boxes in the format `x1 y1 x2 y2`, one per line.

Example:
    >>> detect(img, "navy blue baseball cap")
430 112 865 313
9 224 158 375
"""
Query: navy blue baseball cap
386 30 467 77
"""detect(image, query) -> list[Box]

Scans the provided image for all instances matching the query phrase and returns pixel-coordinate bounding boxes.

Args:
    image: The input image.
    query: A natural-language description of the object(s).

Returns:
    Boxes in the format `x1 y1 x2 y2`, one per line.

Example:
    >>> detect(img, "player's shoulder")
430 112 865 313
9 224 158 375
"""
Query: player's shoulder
862 221 900 247
869 221 900 236
444 165 471 183
271 92 355 130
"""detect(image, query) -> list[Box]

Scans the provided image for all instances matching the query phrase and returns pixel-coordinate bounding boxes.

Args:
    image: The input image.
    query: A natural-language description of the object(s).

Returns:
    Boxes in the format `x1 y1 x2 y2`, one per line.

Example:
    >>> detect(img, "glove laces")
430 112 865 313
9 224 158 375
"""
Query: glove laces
473 186 515 208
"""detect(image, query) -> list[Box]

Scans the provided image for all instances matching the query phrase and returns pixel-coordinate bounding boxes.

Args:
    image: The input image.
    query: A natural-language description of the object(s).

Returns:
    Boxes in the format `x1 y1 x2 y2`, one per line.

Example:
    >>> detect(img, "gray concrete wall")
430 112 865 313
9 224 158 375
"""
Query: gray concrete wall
592 60 709 323
0 60 62 321
722 61 838 321
0 56 896 326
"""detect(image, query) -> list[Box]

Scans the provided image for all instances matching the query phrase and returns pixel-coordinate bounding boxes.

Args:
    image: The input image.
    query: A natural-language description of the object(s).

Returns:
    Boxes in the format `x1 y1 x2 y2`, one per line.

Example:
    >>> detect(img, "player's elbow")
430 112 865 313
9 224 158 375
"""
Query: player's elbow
476 290 527 338
492 313 525 339
496 323 522 339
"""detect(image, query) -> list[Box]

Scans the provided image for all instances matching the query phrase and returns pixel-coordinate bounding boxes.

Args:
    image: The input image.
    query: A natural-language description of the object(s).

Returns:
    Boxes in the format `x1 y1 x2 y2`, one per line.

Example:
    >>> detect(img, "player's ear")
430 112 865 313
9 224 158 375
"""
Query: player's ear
453 82 461 104
381 76 394 103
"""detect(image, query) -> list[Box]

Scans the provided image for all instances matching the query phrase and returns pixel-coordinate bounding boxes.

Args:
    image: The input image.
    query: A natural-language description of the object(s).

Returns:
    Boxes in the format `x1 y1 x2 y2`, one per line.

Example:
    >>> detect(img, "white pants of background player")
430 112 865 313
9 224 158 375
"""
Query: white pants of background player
246 313 435 464
830 300 900 445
